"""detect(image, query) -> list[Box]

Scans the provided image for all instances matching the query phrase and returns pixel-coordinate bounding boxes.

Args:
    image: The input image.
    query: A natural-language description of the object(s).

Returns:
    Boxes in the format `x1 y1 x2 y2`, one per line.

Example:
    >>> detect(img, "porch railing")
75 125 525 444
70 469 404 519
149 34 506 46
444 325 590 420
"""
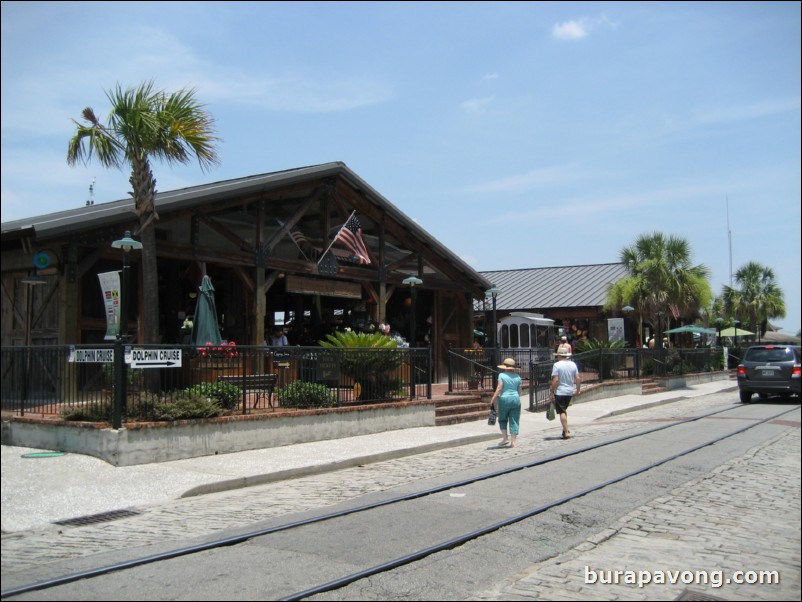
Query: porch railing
0 344 432 422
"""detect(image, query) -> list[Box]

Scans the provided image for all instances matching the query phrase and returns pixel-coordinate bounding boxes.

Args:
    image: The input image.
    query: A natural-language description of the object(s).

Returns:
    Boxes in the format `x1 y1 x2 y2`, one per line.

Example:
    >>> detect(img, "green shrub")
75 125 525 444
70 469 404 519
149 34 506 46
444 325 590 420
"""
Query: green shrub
61 402 113 422
278 380 337 408
148 391 223 421
186 381 242 410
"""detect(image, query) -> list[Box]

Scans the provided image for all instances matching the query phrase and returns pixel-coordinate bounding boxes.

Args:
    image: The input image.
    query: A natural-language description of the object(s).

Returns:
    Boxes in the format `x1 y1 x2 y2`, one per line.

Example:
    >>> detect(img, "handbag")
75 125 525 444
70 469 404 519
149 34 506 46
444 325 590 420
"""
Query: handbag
546 402 556 421
488 406 497 426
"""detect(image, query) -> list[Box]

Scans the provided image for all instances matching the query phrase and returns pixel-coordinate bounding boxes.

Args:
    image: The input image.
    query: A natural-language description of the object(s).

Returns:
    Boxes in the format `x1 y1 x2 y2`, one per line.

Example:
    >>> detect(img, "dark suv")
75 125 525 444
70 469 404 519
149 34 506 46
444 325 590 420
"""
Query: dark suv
737 345 801 403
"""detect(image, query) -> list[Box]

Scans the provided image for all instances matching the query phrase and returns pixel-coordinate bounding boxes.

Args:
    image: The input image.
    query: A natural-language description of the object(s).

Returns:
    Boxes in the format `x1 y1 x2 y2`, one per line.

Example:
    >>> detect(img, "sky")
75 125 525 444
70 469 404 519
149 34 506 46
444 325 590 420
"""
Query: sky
2 1 800 334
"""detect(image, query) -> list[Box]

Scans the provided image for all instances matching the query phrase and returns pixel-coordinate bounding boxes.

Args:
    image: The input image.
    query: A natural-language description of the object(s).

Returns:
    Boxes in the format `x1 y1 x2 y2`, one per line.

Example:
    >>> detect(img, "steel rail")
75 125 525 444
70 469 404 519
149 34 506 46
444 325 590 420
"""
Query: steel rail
1 402 793 599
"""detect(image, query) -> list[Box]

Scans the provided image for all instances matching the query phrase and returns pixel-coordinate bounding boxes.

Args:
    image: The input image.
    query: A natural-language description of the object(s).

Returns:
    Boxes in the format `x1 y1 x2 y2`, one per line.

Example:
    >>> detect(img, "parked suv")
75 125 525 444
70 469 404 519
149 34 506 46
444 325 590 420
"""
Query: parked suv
737 345 801 403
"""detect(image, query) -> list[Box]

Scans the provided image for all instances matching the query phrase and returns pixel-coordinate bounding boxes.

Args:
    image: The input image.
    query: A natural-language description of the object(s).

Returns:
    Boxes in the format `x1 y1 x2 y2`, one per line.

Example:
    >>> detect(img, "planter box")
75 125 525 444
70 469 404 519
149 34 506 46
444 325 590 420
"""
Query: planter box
1 400 437 466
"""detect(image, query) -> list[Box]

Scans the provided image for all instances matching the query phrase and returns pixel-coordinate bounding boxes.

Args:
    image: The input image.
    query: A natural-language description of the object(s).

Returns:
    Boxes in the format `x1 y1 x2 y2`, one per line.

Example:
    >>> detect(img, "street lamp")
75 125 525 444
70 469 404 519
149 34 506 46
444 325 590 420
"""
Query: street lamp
20 272 47 409
485 285 500 350
403 275 423 399
111 231 142 429
655 309 666 376
402 275 423 346
622 306 634 346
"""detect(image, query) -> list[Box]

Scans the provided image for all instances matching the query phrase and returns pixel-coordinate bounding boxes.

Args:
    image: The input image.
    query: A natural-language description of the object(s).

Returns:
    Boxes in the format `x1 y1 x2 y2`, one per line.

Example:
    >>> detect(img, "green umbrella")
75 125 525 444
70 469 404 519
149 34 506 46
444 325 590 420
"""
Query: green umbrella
719 326 755 337
664 325 717 335
191 275 223 346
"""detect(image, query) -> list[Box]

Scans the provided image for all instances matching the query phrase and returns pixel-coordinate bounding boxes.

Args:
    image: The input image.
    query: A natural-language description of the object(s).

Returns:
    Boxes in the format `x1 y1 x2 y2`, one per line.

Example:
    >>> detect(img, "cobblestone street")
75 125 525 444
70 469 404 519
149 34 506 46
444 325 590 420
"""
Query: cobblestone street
471 427 801 601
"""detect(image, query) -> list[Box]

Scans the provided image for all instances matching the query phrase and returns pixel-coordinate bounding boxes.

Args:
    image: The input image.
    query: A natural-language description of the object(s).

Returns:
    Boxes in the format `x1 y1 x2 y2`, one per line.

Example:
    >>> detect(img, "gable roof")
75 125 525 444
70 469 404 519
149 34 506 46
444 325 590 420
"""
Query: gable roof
478 263 628 311
2 161 491 297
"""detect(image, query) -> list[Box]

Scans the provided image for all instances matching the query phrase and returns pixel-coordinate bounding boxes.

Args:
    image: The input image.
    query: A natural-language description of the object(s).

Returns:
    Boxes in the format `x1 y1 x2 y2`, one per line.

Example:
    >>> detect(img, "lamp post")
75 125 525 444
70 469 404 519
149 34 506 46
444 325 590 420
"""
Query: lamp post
622 305 634 346
733 319 740 349
402 276 423 399
655 309 666 376
111 231 142 429
485 285 500 349
20 272 47 409
485 285 501 387
402 276 422 346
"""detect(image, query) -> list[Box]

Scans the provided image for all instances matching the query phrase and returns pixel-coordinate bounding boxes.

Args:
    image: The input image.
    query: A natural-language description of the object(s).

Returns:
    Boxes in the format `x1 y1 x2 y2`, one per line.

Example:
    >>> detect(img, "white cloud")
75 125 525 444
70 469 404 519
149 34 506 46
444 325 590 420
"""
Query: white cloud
490 181 732 224
460 95 495 113
462 165 578 194
552 15 616 41
691 97 802 126
552 20 588 40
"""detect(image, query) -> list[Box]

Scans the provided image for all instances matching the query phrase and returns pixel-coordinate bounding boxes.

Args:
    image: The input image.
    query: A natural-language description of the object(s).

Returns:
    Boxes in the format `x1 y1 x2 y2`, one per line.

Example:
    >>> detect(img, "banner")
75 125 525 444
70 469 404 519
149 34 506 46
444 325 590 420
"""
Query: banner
608 317 625 342
98 271 121 340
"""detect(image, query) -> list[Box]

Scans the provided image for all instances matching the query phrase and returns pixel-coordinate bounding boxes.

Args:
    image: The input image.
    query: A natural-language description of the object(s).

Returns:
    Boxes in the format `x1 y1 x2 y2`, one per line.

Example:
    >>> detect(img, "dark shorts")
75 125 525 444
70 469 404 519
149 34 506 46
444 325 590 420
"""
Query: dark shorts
554 395 572 414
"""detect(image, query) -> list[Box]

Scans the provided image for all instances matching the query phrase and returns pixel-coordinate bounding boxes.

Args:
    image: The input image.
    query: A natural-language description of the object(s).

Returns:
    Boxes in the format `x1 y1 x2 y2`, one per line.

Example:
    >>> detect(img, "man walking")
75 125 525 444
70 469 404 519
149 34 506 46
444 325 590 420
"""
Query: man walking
550 349 581 439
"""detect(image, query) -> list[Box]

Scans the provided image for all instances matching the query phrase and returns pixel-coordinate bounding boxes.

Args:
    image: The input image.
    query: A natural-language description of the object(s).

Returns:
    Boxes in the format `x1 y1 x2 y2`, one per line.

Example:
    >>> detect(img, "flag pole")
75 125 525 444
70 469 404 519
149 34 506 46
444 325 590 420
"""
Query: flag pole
276 218 310 262
317 210 355 265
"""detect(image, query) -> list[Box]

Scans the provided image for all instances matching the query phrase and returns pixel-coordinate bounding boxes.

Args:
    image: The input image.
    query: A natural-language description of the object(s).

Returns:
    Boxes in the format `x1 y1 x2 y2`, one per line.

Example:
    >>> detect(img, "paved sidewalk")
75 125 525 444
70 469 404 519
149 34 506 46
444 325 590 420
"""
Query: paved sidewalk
1 380 737 534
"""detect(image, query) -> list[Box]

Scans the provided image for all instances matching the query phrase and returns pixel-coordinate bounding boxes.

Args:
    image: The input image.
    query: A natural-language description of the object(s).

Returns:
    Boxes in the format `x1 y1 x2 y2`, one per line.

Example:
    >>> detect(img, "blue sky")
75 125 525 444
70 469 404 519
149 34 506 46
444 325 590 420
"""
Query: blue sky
2 1 800 334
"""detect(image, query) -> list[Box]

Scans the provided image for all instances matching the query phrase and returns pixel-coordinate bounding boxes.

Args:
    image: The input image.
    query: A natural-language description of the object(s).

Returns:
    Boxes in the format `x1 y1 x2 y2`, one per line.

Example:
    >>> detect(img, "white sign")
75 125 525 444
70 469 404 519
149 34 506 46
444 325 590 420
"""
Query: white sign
69 348 115 363
127 348 182 368
608 317 625 342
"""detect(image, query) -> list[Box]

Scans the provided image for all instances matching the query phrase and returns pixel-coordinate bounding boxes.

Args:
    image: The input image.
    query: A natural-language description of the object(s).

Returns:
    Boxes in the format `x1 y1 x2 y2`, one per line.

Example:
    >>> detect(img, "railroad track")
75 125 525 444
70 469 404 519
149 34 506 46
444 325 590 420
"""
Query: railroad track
2 401 797 600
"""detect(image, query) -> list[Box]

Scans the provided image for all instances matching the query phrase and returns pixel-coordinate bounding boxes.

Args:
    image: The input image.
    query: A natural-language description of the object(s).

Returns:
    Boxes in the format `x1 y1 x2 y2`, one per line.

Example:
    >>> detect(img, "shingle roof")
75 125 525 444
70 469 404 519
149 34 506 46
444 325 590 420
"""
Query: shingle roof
478 263 628 311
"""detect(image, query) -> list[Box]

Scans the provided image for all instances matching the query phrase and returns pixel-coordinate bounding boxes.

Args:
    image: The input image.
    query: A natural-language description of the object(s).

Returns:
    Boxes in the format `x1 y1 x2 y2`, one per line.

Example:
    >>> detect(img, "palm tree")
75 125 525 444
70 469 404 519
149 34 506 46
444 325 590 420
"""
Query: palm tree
606 232 712 342
67 81 220 345
721 261 786 341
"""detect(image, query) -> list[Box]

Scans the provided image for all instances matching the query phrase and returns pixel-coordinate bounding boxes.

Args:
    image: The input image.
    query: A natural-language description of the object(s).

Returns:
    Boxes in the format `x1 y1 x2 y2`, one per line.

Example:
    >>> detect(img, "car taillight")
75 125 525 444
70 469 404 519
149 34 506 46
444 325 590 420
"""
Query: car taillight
793 365 801 378
737 365 746 376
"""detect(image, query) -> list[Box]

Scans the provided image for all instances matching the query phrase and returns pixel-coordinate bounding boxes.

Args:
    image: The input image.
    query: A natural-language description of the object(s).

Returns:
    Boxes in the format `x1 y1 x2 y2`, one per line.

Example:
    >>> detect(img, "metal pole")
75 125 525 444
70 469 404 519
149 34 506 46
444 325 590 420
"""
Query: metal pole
113 251 130 429
410 285 417 349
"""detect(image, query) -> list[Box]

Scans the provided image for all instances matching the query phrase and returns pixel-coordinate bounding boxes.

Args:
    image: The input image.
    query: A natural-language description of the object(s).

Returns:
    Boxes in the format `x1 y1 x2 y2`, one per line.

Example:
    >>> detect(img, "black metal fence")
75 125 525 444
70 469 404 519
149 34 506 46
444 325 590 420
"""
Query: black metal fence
448 346 725 410
1 344 432 422
446 347 556 393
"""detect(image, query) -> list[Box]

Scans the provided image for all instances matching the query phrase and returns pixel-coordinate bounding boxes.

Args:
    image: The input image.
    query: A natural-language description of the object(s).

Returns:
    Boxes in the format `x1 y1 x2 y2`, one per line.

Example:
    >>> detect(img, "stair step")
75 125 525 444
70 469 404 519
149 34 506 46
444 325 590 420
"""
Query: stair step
435 411 489 426
436 403 489 417
434 394 487 425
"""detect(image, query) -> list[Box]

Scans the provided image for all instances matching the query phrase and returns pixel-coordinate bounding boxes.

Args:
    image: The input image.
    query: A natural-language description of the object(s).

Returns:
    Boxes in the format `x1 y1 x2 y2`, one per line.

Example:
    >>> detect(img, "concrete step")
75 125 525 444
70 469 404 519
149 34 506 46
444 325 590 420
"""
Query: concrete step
436 401 488 417
435 410 489 426
434 394 487 425
641 379 667 395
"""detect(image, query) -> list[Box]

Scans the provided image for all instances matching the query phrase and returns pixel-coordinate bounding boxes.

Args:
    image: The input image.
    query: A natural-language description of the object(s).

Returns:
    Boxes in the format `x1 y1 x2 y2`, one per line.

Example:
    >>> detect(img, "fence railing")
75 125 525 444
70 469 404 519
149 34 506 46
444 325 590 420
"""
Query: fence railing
1 344 432 422
446 347 556 393
448 346 725 411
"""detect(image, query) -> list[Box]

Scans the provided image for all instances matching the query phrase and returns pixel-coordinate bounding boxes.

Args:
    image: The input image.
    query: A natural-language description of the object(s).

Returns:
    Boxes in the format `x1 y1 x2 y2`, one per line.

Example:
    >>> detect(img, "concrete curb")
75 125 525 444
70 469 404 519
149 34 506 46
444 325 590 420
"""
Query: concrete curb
181 432 499 497
598 384 739 419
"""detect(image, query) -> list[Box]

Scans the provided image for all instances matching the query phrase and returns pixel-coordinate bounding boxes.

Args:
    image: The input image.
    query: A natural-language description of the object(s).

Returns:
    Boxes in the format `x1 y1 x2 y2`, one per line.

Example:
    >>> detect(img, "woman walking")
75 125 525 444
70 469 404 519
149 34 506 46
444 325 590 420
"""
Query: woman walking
490 358 523 447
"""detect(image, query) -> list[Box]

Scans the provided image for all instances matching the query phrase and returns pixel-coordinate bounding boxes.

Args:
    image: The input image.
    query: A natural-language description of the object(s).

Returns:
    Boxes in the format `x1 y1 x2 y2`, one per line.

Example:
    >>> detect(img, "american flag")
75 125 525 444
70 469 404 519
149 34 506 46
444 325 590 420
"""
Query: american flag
289 228 307 246
334 213 371 264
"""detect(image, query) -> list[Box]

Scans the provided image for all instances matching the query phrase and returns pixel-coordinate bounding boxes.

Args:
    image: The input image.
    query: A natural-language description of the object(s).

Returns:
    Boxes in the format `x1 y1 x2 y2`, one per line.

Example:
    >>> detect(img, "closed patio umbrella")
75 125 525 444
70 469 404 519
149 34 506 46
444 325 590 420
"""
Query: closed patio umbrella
191 275 223 346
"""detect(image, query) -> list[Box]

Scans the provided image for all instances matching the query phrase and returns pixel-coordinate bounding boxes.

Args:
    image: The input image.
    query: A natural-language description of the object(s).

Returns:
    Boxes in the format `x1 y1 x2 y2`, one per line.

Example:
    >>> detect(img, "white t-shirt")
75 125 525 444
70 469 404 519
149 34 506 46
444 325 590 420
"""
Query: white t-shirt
551 359 579 396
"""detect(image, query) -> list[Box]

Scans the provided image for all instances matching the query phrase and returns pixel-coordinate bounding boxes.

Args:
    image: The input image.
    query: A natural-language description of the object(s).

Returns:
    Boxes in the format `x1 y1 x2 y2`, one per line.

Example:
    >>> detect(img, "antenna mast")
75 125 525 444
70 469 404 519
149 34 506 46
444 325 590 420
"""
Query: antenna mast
86 178 96 206
726 195 732 288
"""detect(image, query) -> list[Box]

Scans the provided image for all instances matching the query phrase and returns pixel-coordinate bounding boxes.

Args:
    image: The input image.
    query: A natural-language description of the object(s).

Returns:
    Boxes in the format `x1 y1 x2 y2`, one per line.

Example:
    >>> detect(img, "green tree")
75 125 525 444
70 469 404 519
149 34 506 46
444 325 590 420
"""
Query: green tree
67 81 220 345
721 261 786 340
606 232 712 339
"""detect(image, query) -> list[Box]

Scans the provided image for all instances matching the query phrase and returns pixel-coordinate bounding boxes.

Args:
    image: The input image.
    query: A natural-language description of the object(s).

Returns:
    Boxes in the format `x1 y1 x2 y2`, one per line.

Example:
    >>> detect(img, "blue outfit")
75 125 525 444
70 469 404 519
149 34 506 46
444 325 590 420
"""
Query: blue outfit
496 371 522 435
